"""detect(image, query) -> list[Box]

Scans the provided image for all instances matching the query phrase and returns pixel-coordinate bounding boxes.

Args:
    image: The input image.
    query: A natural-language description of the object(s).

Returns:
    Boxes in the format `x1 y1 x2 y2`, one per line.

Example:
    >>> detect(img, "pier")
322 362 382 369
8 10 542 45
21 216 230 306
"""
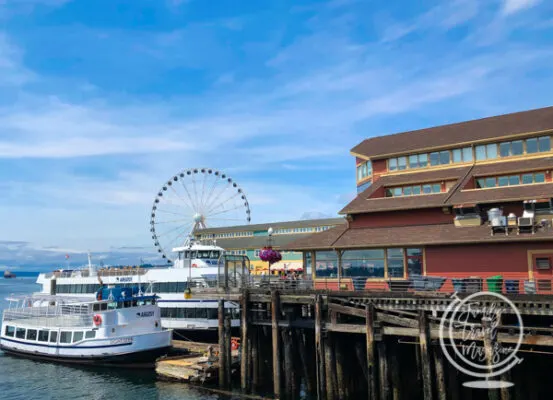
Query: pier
188 274 553 400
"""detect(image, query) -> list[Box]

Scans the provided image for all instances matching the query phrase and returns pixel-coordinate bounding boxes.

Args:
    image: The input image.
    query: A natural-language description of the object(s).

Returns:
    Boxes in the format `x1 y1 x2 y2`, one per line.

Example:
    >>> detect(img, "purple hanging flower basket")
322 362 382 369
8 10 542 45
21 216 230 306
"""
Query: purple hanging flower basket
259 246 282 264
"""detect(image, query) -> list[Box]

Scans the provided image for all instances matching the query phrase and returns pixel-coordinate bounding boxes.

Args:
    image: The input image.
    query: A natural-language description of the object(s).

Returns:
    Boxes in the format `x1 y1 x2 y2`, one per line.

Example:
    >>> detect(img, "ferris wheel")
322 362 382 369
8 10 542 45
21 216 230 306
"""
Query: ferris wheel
150 168 251 263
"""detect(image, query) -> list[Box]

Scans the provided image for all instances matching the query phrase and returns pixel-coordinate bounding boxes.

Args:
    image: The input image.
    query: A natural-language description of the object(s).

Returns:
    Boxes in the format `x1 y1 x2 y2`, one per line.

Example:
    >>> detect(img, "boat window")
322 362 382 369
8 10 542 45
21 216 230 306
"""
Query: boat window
184 251 190 258
210 251 220 259
72 331 83 343
100 303 108 311
190 251 197 259
196 308 208 319
4 325 15 337
50 331 58 343
107 302 117 310
85 331 96 339
15 328 26 339
168 282 178 292
207 308 218 320
197 250 212 259
49 331 58 343
26 329 37 341
93 303 100 311
184 308 195 318
124 301 132 308
38 330 49 342
60 331 72 344
231 309 240 319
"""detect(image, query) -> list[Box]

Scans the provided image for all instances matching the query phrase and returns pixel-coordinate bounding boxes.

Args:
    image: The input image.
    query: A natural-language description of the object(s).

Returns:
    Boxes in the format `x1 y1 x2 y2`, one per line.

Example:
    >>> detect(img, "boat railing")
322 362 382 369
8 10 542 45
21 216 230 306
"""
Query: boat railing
3 303 94 327
43 267 148 279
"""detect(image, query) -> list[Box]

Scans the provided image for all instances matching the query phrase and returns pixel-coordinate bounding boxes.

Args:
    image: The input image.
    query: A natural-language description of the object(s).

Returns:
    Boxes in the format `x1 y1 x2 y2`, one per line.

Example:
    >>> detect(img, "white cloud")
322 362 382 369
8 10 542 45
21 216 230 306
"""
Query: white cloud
381 0 479 42
502 0 541 16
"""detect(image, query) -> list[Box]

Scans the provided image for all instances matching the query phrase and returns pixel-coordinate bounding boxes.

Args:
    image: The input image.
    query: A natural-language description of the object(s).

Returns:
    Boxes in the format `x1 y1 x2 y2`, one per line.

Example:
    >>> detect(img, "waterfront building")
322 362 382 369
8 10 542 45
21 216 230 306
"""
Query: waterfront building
286 106 553 291
195 218 346 274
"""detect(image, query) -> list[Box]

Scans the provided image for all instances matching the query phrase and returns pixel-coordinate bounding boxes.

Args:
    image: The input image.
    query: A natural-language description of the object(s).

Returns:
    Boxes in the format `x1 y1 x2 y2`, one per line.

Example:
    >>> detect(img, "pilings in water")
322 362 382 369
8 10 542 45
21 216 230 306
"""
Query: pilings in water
218 299 231 389
226 290 552 400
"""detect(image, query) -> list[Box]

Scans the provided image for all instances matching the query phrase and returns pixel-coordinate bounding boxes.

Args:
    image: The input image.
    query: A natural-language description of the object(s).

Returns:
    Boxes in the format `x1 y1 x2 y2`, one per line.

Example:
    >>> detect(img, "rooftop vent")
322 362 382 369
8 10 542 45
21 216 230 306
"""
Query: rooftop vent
453 204 482 227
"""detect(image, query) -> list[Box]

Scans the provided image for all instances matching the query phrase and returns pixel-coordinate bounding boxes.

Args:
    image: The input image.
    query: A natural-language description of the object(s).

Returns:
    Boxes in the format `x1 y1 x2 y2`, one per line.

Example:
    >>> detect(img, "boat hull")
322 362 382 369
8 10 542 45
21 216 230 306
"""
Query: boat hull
0 344 171 367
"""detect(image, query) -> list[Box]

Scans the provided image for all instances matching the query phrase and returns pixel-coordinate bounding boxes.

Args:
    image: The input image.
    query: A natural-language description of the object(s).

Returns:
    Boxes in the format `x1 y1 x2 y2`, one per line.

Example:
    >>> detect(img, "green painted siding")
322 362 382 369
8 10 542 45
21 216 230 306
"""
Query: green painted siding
253 230 267 237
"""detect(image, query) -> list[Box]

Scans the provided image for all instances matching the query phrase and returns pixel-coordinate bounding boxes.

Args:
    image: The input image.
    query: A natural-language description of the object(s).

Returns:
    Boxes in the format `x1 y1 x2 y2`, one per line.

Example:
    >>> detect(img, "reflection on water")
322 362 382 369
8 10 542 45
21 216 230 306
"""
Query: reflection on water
0 278 220 400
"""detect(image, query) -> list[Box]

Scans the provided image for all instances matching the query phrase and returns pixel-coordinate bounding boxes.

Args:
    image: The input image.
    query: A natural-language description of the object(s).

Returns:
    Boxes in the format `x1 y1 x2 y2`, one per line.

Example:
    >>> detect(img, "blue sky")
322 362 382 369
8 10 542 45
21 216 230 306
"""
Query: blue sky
0 0 552 268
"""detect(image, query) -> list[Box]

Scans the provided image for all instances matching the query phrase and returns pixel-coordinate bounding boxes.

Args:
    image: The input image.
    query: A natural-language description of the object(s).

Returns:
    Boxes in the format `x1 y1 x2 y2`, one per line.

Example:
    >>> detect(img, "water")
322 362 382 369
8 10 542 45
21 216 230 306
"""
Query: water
0 277 222 400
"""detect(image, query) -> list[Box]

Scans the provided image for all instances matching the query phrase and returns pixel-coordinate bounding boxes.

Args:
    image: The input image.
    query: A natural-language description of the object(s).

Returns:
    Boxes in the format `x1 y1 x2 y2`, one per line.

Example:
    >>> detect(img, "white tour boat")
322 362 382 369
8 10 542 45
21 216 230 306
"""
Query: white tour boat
36 242 243 333
1 285 172 365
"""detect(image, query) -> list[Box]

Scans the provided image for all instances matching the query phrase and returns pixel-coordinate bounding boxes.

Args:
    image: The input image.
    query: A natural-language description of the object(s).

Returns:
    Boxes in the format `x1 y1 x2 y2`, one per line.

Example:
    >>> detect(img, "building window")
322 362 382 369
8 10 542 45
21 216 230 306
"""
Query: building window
406 248 423 276
342 249 385 278
397 157 407 170
387 248 404 278
475 172 547 189
357 161 372 181
385 182 444 197
536 257 551 270
315 251 338 278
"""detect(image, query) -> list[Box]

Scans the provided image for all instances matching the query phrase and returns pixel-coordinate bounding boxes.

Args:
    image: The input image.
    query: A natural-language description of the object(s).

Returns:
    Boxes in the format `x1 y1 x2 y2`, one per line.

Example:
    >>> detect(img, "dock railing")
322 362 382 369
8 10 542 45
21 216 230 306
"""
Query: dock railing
238 275 553 296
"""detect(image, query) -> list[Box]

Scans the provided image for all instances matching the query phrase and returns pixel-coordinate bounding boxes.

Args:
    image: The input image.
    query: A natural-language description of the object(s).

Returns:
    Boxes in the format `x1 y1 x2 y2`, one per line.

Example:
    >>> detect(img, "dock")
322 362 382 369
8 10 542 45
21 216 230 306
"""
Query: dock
157 340 240 384
186 280 553 400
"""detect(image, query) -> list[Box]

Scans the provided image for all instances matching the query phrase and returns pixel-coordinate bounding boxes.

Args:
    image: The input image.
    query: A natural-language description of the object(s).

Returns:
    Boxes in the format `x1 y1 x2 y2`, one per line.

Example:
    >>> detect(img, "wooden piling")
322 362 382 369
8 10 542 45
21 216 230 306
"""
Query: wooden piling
315 295 326 400
366 303 377 400
390 341 401 400
335 335 347 399
271 290 282 399
418 311 433 400
378 340 390 400
482 317 499 400
433 344 447 400
225 316 232 386
297 329 315 394
241 290 250 392
324 333 337 400
218 299 229 389
282 328 297 399
251 326 260 392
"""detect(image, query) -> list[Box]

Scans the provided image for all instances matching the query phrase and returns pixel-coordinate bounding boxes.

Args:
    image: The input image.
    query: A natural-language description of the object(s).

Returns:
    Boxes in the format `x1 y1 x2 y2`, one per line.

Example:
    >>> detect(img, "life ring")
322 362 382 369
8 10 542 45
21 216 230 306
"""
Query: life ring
231 338 240 351
93 314 102 326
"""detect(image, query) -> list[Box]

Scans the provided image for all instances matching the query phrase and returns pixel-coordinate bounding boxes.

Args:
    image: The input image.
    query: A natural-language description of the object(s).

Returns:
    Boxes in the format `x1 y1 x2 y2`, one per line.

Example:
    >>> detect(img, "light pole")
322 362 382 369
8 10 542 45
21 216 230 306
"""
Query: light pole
185 235 194 299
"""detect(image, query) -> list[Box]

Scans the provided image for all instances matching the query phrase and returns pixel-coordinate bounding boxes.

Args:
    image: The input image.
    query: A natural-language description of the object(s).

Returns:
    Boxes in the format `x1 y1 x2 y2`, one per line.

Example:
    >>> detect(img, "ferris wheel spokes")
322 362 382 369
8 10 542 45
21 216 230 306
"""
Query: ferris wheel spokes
150 168 251 262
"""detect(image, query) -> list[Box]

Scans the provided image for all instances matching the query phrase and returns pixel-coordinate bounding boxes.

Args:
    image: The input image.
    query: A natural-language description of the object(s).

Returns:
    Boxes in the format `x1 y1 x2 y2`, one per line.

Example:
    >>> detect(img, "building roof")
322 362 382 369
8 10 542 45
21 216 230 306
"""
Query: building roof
209 234 314 250
341 156 553 215
352 106 553 159
195 217 346 234
284 223 553 251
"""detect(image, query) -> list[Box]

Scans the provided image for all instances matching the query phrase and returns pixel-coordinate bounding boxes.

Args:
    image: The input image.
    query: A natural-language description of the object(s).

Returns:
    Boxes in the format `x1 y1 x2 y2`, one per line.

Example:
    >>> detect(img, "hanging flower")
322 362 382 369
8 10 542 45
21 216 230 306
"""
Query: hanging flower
259 246 282 264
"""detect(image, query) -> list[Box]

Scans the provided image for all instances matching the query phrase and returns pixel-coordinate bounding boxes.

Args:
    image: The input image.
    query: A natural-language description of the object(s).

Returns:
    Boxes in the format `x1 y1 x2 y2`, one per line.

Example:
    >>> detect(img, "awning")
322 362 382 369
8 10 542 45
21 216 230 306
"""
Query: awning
269 261 303 271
